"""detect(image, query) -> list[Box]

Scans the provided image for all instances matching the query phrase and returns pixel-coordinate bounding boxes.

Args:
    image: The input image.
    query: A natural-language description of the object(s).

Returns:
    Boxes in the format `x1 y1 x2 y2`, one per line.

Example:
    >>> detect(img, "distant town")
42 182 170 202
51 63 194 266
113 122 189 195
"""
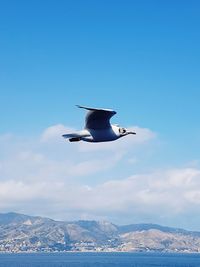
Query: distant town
0 212 200 253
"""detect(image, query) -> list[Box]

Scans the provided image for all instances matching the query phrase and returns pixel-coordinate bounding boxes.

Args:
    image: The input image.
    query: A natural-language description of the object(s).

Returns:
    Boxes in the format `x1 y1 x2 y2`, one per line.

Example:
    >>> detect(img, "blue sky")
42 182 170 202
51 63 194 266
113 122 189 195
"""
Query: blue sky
0 1 200 230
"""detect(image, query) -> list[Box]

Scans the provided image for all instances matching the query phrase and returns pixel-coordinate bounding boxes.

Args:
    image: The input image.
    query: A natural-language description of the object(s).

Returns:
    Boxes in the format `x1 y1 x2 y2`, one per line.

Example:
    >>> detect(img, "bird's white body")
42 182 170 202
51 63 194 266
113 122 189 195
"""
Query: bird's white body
78 125 121 142
63 106 136 143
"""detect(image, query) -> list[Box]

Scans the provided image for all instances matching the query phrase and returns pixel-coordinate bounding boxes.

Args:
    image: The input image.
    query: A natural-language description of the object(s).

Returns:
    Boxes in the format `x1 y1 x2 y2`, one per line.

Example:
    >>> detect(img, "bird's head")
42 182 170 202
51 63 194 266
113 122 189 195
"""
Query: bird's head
118 127 136 137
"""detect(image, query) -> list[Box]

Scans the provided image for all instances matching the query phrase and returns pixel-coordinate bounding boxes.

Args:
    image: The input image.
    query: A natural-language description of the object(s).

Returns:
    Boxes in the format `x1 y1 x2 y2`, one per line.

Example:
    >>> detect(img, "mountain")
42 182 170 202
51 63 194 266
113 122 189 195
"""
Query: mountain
118 223 200 237
0 212 200 253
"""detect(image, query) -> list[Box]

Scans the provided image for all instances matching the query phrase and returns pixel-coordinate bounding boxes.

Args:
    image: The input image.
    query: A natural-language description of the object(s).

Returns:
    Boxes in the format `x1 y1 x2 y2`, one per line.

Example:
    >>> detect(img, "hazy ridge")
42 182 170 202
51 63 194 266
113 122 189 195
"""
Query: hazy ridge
0 212 200 253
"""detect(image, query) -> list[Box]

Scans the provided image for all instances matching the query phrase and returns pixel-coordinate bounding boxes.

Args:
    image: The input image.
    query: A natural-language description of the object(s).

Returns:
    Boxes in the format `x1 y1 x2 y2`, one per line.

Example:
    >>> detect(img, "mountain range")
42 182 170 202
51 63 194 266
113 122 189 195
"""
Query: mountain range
0 212 200 253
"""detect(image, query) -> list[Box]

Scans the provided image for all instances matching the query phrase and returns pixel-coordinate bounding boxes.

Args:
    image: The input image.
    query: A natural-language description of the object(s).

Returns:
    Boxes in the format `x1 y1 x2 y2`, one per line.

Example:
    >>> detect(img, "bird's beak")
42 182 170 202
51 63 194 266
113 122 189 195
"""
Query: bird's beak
127 131 136 135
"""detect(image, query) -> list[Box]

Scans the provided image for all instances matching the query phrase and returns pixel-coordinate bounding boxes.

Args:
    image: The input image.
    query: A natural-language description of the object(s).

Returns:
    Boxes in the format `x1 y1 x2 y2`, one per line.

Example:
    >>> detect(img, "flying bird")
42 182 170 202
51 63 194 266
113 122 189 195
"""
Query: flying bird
62 105 136 143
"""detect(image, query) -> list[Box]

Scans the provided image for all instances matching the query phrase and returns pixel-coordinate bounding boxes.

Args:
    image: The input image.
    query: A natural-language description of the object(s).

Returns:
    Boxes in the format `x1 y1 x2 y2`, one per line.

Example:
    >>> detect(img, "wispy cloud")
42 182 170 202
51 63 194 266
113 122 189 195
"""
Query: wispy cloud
78 126 155 152
5 125 200 229
41 124 75 143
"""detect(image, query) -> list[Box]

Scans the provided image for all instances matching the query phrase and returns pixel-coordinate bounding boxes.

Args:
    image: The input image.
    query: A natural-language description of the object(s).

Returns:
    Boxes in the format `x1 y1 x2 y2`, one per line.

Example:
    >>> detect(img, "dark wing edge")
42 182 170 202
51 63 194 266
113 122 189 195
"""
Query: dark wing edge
62 133 81 139
76 105 117 114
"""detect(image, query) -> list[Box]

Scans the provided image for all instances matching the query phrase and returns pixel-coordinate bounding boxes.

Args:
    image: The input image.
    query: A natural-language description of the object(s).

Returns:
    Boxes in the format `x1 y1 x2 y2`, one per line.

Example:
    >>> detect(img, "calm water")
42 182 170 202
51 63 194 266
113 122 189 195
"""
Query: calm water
0 253 199 267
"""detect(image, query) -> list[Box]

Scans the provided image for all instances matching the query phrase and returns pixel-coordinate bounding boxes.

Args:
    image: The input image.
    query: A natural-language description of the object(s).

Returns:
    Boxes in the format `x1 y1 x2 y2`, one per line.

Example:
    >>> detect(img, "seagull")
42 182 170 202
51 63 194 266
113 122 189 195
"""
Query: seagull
62 105 136 143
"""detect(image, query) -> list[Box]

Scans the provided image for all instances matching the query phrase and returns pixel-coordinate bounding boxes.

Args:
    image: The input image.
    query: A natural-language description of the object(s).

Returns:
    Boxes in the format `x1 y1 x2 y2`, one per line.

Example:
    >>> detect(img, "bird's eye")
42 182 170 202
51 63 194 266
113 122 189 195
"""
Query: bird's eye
119 128 126 134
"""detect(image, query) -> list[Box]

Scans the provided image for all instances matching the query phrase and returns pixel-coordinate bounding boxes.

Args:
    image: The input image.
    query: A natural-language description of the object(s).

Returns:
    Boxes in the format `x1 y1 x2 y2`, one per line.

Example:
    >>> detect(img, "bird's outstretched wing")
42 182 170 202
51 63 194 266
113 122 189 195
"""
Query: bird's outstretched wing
77 105 117 130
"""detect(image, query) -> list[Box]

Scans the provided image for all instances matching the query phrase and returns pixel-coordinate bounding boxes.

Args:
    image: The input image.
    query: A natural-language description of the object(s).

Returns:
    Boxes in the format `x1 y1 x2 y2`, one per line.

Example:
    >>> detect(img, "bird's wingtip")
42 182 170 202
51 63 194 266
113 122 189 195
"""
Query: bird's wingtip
76 105 116 113
76 104 82 108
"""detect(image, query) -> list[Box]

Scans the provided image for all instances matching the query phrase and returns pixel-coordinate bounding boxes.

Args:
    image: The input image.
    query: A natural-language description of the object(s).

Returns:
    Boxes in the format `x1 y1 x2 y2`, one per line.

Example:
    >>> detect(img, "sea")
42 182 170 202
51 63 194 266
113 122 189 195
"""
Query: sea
0 253 200 267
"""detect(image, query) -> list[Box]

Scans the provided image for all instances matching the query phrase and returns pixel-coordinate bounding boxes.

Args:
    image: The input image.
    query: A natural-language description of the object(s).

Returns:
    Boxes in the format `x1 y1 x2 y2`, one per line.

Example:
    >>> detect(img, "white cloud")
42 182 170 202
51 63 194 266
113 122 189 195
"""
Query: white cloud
1 166 200 228
48 167 200 227
1 129 200 230
78 125 156 152
41 124 75 142
1 125 200 230
5 125 200 228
